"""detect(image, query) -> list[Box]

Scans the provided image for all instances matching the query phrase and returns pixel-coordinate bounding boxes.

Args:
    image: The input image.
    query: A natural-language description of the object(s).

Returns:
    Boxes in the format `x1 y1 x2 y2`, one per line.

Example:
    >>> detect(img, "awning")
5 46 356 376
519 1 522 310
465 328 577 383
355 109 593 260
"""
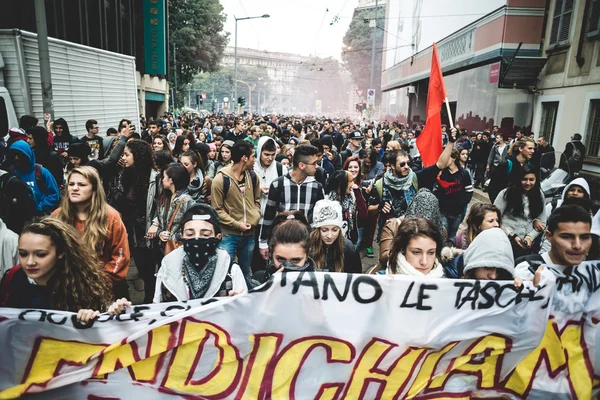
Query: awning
145 91 165 102
500 57 547 89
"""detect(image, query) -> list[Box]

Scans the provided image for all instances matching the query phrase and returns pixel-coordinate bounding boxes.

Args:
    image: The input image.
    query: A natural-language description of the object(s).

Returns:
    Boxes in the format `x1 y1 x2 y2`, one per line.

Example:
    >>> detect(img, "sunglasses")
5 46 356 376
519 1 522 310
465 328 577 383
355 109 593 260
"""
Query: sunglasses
398 161 412 168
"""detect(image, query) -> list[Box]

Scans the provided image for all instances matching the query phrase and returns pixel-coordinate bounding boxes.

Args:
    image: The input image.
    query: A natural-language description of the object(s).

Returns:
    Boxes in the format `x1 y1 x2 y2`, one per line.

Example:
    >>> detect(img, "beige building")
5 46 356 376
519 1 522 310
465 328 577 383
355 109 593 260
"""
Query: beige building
532 0 600 175
221 47 310 114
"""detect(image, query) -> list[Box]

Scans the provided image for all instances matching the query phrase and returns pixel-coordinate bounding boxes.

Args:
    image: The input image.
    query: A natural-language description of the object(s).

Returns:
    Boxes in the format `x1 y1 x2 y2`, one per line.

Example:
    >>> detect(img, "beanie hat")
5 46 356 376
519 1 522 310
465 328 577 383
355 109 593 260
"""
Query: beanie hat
311 199 343 229
181 203 221 235
319 135 333 148
208 143 217 152
68 142 92 159
463 228 514 277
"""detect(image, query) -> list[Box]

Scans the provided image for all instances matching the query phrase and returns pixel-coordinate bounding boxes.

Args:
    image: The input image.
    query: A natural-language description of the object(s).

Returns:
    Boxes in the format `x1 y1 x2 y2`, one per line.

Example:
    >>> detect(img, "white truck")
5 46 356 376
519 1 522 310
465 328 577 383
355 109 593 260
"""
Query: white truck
0 29 139 136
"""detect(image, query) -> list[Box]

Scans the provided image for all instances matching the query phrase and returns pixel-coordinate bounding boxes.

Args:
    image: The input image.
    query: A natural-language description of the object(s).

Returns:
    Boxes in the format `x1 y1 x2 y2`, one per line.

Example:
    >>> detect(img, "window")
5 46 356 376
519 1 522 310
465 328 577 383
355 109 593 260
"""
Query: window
549 0 575 47
585 100 600 158
540 102 559 145
588 0 600 38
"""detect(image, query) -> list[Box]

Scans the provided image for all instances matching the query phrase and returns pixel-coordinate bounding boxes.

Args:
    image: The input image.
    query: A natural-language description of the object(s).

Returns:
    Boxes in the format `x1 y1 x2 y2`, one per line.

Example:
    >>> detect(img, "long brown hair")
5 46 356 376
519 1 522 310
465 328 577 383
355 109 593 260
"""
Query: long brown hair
308 228 345 272
465 203 502 245
343 155 362 185
387 218 443 274
20 218 112 312
56 166 109 256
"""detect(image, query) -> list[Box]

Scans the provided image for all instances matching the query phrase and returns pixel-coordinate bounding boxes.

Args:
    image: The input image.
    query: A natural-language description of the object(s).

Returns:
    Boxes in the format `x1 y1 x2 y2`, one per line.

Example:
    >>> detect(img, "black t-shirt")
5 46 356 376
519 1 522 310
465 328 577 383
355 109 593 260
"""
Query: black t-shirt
80 135 104 160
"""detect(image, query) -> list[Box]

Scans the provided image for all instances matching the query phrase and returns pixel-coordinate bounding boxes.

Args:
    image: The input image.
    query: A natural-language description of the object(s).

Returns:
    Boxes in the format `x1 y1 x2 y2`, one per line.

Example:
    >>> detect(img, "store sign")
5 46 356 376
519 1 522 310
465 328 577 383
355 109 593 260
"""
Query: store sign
143 0 166 75
490 62 500 84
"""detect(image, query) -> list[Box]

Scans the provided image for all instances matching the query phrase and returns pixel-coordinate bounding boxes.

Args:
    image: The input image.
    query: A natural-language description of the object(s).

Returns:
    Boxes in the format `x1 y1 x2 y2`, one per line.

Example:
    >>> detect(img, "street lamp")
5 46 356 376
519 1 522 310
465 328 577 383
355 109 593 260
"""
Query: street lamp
234 14 270 114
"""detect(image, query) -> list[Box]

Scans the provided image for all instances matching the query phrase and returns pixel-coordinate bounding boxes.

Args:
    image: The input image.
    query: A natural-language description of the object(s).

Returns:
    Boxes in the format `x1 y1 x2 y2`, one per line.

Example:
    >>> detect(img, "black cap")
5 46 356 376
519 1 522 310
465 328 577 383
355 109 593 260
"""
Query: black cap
181 203 221 234
349 130 363 140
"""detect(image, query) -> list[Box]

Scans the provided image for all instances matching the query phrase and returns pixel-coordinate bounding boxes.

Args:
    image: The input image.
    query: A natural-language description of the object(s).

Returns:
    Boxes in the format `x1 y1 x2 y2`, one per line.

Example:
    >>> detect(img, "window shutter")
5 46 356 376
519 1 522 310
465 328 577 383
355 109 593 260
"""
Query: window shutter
588 0 600 37
550 0 564 44
558 0 575 44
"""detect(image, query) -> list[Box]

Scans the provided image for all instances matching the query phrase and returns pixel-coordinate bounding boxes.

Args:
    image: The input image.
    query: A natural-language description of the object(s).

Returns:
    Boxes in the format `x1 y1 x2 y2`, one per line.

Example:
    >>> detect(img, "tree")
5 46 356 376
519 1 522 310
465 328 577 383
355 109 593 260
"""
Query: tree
341 7 385 104
169 0 229 105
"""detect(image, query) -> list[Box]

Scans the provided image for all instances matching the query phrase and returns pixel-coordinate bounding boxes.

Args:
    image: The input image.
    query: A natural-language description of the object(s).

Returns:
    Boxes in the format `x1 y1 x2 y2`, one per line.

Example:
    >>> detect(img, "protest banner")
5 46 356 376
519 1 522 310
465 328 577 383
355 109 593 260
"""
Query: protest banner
1 265 600 399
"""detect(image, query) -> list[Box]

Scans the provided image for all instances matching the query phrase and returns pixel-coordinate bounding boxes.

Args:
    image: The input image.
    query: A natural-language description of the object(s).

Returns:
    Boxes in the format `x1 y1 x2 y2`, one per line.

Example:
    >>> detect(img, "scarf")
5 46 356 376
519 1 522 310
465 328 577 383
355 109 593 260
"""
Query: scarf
327 191 355 237
390 252 444 278
182 238 220 299
383 168 415 192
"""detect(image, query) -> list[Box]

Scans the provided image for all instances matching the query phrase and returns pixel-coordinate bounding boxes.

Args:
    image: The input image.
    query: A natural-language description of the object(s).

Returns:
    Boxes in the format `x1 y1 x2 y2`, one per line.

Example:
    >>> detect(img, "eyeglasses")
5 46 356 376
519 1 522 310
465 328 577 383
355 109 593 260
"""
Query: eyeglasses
398 161 412 168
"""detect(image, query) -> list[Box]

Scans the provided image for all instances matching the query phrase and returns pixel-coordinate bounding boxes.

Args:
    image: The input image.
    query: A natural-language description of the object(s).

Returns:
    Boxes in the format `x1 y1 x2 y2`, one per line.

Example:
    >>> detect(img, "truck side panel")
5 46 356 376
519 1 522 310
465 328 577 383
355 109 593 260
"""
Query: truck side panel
0 30 138 135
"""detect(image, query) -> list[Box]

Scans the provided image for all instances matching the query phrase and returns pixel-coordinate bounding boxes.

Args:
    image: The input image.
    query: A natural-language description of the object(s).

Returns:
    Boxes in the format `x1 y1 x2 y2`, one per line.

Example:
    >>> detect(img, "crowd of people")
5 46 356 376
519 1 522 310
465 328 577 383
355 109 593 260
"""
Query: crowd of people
0 112 597 321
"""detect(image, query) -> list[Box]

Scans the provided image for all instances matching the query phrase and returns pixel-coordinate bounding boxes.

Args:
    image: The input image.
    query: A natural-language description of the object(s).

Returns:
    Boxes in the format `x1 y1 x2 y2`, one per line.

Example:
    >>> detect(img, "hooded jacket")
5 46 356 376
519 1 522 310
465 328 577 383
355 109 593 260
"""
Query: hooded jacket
52 118 79 155
211 165 261 236
253 137 287 220
0 218 18 277
538 177 592 253
28 126 64 187
9 140 60 214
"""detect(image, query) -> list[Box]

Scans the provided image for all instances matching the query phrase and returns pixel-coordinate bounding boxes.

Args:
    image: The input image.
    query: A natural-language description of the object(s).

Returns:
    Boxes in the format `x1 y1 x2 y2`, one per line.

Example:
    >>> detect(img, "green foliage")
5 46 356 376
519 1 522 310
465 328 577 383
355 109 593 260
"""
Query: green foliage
342 7 385 102
192 65 271 109
169 0 229 89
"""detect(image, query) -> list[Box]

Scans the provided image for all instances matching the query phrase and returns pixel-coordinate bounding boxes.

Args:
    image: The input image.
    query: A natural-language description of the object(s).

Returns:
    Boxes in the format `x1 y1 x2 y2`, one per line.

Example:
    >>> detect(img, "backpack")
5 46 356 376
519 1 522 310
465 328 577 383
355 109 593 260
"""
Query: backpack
276 161 283 177
221 170 258 198
567 142 582 164
0 173 37 233
9 163 47 193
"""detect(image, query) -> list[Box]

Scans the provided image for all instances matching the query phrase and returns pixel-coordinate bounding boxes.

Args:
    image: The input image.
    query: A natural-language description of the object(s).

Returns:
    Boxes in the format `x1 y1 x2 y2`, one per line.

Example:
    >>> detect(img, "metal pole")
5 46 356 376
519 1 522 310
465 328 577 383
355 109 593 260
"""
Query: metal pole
173 44 177 110
34 0 54 118
249 85 252 112
234 18 238 115
370 0 378 91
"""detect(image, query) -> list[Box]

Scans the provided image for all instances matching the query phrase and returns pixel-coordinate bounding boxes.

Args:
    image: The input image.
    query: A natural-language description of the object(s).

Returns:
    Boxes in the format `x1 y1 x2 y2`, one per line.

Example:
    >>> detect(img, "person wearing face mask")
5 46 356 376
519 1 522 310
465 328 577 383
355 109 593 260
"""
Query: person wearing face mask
386 217 445 277
150 204 247 303
264 211 317 275
308 200 361 273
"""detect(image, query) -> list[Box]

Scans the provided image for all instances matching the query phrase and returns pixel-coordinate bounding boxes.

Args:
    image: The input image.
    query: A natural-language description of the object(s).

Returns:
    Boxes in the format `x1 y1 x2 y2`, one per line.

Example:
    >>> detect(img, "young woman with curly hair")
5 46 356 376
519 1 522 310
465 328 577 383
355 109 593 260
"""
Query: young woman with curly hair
0 218 113 322
52 166 130 298
455 203 502 250
113 139 159 303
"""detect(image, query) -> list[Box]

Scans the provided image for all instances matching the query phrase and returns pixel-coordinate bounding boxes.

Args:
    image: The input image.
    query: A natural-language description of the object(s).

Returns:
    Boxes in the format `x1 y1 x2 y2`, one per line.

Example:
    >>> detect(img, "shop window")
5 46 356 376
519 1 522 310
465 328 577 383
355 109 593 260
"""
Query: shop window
588 0 600 38
585 99 600 158
549 0 574 47
540 102 559 145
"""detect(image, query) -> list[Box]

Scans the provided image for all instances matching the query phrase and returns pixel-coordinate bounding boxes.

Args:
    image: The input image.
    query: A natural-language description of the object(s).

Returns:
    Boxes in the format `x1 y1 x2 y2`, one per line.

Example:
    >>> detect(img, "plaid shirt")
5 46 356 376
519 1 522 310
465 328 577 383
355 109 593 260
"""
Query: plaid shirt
258 173 324 248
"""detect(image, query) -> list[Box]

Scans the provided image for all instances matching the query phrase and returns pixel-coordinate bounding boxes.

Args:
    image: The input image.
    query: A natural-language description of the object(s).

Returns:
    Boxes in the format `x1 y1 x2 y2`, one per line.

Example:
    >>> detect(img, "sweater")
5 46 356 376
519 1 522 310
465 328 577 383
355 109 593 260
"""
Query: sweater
0 266 52 309
211 165 261 236
52 206 131 282
494 188 547 241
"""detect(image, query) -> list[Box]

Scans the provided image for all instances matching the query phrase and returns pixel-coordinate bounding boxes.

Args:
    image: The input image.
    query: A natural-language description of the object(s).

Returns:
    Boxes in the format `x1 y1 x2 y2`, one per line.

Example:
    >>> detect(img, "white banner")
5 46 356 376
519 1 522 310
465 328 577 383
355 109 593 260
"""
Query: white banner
1 265 600 399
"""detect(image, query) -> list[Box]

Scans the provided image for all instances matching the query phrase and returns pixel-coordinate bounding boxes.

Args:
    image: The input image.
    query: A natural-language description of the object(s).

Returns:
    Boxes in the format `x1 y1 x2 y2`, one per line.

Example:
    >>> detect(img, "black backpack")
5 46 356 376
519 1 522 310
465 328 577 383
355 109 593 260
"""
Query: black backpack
0 172 37 234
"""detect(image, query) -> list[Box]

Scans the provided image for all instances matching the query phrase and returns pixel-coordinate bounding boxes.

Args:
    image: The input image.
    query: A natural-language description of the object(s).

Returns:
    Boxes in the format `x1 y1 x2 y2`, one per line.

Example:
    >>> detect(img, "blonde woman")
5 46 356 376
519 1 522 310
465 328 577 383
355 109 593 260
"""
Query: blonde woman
52 166 130 297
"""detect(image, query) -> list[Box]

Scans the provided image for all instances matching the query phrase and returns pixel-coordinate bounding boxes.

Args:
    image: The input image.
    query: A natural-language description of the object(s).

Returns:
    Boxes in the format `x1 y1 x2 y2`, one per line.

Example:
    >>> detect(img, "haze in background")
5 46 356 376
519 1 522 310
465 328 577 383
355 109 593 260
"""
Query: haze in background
220 0 359 59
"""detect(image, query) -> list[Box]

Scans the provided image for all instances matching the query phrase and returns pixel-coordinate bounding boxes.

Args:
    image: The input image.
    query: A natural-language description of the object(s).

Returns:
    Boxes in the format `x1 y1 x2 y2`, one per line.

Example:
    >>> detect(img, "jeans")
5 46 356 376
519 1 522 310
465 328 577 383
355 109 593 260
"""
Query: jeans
353 227 364 253
219 233 255 277
441 212 465 246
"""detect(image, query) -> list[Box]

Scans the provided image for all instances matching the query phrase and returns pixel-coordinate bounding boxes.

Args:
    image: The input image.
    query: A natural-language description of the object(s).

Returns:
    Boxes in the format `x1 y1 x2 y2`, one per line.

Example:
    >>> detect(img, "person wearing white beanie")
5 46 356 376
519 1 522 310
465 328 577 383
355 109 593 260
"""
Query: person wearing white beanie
463 228 517 281
308 199 362 273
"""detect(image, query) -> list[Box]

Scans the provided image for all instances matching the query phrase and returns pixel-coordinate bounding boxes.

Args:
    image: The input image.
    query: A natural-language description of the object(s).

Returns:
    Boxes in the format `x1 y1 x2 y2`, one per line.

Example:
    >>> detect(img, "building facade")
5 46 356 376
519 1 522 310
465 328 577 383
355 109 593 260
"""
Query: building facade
380 0 547 135
0 0 169 120
221 47 310 114
532 0 600 175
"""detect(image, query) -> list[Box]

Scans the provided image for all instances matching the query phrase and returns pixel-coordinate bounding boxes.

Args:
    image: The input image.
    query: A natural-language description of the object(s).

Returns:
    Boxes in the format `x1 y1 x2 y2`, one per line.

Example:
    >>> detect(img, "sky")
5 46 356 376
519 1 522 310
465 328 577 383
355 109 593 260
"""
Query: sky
219 0 360 60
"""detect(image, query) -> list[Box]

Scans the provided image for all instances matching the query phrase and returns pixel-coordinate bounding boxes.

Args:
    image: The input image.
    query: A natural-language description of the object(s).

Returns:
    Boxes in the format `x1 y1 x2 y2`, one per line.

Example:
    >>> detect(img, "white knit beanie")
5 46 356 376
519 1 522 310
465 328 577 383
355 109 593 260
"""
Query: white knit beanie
463 228 514 277
311 199 343 229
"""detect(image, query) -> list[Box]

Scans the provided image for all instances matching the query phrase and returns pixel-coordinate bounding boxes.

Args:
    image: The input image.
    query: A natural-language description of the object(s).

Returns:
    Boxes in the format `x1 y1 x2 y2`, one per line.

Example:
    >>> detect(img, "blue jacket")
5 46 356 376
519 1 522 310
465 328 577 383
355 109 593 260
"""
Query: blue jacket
9 140 60 214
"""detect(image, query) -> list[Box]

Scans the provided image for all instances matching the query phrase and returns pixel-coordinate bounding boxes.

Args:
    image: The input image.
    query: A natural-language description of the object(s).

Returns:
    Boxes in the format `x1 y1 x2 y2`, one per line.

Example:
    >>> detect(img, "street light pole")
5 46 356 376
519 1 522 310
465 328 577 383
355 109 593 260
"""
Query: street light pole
236 80 251 112
370 0 378 92
234 14 270 115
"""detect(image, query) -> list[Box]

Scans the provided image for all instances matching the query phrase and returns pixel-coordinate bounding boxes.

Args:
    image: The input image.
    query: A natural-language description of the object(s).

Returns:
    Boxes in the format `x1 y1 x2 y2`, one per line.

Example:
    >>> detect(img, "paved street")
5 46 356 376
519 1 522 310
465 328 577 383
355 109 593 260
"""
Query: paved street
125 188 491 304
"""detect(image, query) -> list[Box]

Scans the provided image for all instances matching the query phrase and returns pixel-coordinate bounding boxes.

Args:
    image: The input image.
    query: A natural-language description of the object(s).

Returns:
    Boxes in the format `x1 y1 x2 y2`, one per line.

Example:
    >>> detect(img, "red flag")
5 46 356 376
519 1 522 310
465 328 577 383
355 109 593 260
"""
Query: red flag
416 43 448 167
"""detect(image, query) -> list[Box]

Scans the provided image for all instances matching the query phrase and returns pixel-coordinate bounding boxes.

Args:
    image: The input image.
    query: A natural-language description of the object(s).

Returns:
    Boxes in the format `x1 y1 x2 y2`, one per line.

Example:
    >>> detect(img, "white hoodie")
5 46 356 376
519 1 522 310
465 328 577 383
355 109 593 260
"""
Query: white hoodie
253 136 287 222
539 177 591 253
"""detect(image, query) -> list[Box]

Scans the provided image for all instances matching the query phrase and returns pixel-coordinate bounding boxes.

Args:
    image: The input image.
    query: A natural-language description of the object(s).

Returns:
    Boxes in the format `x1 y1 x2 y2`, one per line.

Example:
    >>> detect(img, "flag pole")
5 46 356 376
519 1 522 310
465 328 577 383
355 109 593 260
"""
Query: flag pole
444 98 454 130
